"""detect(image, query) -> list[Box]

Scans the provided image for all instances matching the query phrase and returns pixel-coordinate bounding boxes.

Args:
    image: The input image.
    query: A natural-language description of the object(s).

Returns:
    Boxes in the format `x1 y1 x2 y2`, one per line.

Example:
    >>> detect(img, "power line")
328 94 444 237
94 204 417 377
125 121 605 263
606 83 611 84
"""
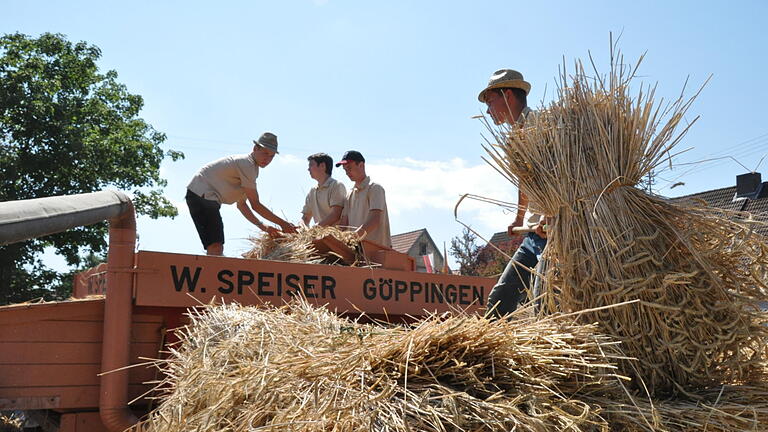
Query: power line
656 130 768 192
663 142 768 182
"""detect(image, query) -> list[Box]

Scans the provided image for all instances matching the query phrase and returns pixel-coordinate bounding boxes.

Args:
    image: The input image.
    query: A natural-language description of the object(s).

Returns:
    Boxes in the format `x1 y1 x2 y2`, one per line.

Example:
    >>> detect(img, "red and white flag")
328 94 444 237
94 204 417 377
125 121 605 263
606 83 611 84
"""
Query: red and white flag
422 253 434 273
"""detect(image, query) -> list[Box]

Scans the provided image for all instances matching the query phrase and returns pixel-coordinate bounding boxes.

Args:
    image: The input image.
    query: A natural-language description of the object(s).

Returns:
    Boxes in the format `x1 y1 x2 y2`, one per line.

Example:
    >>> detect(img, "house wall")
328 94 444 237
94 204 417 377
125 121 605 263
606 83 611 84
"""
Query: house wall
406 232 445 273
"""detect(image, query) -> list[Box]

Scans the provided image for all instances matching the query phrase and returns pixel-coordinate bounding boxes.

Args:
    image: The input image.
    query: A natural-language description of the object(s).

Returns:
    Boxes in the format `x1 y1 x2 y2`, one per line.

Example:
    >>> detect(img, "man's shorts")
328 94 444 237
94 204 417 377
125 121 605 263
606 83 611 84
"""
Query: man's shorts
185 189 224 248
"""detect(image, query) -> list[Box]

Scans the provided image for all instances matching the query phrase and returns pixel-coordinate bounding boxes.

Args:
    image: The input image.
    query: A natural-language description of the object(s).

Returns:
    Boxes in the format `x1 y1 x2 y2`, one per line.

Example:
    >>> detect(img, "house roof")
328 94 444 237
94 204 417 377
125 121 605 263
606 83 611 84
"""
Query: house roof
390 228 427 254
668 182 768 236
488 231 512 245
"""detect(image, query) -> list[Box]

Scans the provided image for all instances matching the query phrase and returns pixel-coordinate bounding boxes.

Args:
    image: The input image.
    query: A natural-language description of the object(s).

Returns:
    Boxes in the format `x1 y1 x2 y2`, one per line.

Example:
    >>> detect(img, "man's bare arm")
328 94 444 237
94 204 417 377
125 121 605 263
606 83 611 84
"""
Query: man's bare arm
507 189 529 236
355 209 382 240
316 206 343 227
236 199 269 232
243 188 296 233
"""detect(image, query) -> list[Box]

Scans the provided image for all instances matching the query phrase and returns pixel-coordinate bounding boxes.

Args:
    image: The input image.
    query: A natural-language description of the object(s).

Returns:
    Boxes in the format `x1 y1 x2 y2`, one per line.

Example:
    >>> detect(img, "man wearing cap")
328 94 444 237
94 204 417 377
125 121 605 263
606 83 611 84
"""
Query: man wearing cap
336 150 392 247
478 69 548 318
186 132 297 256
301 152 347 227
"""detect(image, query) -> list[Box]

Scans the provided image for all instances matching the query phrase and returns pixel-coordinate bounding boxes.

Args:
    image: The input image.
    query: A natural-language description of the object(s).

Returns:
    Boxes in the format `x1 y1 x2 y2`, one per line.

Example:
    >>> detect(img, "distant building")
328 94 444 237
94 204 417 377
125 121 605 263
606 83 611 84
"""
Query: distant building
487 231 523 252
390 228 447 273
669 172 768 309
668 172 768 236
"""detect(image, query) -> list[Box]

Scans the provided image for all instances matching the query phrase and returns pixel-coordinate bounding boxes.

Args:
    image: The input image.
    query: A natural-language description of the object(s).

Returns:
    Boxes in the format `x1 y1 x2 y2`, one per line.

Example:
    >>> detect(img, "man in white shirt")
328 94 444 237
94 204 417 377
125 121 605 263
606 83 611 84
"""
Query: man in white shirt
301 153 347 227
186 132 296 256
337 150 391 247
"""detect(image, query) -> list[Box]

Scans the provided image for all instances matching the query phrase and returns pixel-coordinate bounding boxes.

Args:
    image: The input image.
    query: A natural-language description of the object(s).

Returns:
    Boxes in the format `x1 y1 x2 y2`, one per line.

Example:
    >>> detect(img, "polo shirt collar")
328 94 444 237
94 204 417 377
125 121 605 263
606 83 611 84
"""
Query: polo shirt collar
318 176 335 189
354 176 371 191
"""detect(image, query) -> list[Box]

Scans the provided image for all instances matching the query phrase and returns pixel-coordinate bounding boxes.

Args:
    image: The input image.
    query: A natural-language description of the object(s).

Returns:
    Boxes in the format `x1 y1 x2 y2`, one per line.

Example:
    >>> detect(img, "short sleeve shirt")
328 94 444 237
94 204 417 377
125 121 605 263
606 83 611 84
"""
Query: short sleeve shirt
302 177 347 224
187 154 259 204
515 107 545 226
343 176 391 247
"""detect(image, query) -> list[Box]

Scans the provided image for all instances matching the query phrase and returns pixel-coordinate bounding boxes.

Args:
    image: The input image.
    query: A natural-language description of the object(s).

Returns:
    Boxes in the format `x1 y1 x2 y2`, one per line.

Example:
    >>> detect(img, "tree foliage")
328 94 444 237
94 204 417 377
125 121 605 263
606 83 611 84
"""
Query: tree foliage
450 227 483 276
449 227 522 277
0 32 183 304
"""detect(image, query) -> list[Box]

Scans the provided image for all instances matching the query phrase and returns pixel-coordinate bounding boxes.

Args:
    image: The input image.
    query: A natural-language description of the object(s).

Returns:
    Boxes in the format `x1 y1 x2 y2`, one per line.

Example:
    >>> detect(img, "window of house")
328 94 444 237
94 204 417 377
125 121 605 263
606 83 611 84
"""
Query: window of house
419 243 427 255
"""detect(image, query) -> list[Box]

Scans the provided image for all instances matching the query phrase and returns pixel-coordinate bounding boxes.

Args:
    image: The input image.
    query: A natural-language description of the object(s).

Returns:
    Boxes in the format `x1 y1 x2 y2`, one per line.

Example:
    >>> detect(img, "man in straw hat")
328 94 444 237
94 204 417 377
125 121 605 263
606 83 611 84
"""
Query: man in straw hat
478 69 548 318
336 150 392 247
301 152 347 227
186 132 297 256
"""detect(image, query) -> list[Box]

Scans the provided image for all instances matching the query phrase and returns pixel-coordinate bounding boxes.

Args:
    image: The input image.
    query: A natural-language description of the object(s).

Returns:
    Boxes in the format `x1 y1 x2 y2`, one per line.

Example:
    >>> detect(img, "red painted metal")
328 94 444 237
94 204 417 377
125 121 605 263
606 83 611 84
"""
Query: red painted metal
99 204 139 432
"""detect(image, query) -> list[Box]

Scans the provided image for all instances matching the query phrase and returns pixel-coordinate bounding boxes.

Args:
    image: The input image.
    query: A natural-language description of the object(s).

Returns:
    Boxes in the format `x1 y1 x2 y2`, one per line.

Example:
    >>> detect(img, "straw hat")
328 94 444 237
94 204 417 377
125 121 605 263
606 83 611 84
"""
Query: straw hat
253 132 279 154
477 69 531 102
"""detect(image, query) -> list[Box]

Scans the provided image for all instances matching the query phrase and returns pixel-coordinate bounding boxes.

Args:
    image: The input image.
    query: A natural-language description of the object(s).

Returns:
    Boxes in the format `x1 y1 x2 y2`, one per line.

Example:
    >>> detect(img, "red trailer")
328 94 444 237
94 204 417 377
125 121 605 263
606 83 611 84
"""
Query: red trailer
0 191 495 431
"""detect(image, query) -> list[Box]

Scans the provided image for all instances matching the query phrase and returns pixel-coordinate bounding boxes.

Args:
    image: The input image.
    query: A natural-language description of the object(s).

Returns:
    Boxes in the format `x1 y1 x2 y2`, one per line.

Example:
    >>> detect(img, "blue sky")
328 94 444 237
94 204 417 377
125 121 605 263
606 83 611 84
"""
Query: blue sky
4 1 767 267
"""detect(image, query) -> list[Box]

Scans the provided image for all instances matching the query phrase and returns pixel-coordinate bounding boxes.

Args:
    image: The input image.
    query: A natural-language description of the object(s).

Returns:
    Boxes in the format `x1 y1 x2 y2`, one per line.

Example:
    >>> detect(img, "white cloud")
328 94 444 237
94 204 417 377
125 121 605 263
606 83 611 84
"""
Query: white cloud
369 157 515 211
365 156 519 236
276 153 303 165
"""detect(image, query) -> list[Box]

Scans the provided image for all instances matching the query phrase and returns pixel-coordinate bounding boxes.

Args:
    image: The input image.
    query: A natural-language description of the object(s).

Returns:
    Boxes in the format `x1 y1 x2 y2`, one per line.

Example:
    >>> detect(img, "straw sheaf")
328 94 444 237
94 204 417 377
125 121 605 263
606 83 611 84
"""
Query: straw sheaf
484 53 768 395
138 302 629 431
138 302 768 431
243 225 362 265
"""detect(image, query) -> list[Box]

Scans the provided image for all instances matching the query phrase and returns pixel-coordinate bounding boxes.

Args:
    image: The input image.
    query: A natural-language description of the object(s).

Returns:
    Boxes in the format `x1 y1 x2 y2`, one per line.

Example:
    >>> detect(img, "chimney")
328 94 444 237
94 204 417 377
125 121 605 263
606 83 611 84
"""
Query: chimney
735 172 766 200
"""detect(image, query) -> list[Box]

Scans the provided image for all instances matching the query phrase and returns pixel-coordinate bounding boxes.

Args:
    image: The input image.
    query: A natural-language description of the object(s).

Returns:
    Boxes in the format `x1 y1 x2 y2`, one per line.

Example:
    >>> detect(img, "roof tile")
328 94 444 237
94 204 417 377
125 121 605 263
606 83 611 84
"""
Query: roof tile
390 228 426 254
669 184 768 236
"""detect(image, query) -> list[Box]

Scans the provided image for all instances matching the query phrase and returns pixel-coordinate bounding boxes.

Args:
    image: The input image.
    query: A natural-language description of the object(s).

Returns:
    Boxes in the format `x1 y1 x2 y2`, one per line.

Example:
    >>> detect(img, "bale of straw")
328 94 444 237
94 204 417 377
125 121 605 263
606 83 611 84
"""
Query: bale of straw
484 51 768 395
243 225 361 265
138 302 628 431
138 303 768 431
596 385 768 431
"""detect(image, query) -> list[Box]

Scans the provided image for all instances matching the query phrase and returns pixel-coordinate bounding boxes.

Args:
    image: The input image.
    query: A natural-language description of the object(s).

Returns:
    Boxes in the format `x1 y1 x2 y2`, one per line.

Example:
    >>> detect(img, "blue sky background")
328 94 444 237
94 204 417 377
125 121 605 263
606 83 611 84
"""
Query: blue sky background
4 1 767 268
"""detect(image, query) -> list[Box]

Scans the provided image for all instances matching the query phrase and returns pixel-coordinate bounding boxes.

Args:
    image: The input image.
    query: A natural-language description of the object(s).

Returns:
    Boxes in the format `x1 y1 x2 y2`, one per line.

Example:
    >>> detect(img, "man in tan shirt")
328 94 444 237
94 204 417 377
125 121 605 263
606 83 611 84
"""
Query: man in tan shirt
478 69 548 318
301 153 347 227
186 132 296 256
336 150 391 247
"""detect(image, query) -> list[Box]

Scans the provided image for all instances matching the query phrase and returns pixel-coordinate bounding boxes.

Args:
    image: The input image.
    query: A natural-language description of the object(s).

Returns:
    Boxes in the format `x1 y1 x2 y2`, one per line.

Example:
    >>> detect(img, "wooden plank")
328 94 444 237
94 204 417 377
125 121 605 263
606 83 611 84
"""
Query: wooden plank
0 363 156 387
131 322 164 344
60 412 110 432
0 299 104 325
132 312 166 323
0 342 158 365
0 321 102 343
0 395 59 409
0 384 149 410
0 321 162 344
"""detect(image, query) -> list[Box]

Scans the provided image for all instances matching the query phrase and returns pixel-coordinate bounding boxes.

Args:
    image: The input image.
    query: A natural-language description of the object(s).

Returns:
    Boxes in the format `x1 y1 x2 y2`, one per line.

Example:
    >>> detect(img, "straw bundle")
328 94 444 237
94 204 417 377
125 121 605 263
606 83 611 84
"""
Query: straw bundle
138 302 628 431
138 302 768 431
0 415 21 432
243 225 361 265
601 385 768 431
484 52 768 395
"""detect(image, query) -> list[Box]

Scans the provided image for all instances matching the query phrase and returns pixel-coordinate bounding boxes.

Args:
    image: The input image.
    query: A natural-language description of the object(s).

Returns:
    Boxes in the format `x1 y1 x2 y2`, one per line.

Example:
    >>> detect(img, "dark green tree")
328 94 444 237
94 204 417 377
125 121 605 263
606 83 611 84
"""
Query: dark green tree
0 32 183 304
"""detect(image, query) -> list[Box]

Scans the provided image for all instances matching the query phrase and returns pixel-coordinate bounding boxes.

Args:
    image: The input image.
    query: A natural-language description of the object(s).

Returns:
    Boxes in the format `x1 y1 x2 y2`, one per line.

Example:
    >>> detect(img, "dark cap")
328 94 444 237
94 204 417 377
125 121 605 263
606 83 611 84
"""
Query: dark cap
335 150 365 167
